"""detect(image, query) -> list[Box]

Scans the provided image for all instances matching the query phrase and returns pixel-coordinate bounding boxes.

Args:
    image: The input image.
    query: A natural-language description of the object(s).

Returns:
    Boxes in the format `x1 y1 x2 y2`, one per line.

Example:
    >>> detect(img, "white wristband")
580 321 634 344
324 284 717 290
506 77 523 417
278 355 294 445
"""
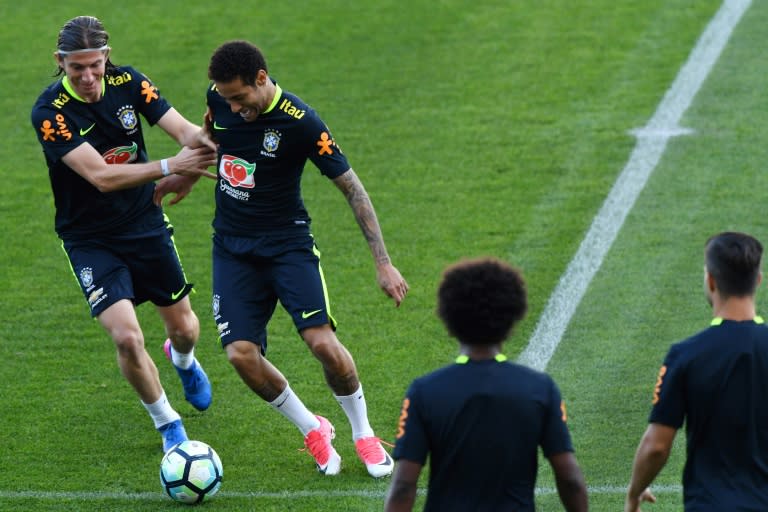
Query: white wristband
160 159 170 177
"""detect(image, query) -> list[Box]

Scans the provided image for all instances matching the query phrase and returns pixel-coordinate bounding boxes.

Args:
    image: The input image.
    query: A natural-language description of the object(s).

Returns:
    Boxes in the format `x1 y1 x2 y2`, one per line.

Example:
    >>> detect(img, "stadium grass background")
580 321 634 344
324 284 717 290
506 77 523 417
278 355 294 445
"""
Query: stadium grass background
1 0 764 510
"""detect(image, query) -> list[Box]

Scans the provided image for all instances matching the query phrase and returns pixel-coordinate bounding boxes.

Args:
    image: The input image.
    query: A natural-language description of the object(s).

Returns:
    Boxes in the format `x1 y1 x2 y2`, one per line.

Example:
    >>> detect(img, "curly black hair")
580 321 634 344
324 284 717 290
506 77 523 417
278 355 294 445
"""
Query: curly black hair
437 257 527 345
208 40 268 86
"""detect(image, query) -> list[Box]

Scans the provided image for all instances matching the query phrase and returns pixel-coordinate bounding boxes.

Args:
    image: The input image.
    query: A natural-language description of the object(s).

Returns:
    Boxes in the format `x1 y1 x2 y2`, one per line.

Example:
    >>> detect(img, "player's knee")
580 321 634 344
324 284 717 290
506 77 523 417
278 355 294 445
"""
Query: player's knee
309 339 334 362
225 341 261 371
112 327 144 354
167 311 200 343
308 335 351 369
302 325 337 351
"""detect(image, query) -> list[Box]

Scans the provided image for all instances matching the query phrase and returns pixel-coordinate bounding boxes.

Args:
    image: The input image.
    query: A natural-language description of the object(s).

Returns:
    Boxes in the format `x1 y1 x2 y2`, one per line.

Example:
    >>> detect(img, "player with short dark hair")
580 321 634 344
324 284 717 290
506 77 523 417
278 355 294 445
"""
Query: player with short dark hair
31 15 217 453
625 231 768 511
385 257 588 511
162 39 408 477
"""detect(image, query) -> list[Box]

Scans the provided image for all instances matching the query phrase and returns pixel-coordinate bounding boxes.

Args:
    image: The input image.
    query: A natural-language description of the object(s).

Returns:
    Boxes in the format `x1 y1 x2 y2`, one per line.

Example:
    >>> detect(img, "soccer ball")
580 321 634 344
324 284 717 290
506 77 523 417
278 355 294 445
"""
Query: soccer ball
160 440 223 504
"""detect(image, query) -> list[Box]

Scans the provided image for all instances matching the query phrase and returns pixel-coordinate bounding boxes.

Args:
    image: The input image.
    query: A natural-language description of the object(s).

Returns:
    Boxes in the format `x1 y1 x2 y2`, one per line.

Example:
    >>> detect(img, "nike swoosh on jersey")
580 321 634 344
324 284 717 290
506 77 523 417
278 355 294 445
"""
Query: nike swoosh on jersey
213 121 227 130
80 123 96 136
301 309 323 319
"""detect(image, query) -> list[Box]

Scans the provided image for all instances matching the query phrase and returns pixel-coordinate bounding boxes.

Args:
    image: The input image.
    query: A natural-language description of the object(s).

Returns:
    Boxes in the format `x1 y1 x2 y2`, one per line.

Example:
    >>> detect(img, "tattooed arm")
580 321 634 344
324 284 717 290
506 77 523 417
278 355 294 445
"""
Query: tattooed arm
332 168 409 306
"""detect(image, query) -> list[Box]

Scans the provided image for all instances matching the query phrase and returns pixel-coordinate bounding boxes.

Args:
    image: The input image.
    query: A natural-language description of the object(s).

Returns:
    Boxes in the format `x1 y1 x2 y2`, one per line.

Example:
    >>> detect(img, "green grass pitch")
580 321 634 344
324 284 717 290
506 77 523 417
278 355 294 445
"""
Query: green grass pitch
2 1 766 510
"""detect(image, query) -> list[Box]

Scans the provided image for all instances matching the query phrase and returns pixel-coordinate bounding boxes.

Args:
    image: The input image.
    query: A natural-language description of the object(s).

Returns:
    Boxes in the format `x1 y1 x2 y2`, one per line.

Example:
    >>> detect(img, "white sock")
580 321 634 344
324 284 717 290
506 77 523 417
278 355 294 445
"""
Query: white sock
169 342 195 370
269 384 320 436
142 391 181 429
335 384 374 440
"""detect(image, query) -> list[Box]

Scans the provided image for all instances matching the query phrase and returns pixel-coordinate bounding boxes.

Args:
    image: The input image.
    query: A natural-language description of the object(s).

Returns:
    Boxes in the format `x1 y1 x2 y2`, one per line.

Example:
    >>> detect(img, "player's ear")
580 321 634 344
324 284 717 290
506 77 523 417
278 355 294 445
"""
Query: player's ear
705 270 717 293
255 69 268 86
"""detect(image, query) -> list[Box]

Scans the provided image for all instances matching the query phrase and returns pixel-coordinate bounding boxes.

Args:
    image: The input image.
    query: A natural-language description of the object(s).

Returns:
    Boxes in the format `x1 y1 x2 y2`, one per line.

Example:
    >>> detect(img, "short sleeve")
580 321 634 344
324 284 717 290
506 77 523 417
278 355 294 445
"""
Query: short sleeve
303 115 350 179
126 67 172 126
649 345 686 428
30 105 86 163
392 380 430 464
540 378 574 457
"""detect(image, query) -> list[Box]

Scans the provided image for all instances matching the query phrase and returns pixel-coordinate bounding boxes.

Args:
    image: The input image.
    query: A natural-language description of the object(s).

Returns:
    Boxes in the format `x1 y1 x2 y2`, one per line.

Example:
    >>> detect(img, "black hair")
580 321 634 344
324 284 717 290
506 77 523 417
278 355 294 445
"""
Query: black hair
208 40 268 86
705 231 763 297
437 257 528 345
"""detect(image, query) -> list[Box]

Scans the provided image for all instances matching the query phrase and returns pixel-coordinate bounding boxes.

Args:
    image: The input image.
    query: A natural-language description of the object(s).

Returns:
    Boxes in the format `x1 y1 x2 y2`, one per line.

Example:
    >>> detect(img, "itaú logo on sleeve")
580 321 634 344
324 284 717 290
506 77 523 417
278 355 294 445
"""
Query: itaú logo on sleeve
219 154 256 188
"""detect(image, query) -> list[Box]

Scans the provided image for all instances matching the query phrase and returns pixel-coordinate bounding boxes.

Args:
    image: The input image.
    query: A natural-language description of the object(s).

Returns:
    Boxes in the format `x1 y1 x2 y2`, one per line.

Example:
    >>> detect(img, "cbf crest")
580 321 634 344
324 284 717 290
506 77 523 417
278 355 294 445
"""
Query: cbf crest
263 129 281 153
116 105 138 130
79 267 93 288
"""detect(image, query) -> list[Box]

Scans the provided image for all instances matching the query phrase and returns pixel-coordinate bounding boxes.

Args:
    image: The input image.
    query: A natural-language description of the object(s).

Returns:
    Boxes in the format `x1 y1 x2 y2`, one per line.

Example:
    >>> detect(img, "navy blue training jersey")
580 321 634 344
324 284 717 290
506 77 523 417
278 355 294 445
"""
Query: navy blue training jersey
206 82 350 236
393 358 574 512
650 317 768 511
31 66 171 240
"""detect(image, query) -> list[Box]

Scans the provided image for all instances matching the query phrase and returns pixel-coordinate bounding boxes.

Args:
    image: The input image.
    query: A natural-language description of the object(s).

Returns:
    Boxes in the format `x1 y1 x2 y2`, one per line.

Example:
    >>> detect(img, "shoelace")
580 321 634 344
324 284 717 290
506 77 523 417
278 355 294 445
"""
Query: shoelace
356 437 392 462
301 431 330 465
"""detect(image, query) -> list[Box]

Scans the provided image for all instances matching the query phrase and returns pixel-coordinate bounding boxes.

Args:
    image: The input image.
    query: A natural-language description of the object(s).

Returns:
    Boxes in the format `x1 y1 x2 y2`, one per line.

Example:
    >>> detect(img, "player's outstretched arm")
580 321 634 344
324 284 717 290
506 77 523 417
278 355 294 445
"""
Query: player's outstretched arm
332 168 409 306
548 452 588 512
157 107 217 152
63 143 217 193
153 108 221 206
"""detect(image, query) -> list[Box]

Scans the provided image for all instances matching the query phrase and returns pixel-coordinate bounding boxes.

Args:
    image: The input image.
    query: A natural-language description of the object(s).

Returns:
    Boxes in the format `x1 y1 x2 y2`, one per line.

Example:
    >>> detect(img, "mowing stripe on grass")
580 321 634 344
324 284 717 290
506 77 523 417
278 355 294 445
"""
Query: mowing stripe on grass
517 0 752 372
0 484 682 501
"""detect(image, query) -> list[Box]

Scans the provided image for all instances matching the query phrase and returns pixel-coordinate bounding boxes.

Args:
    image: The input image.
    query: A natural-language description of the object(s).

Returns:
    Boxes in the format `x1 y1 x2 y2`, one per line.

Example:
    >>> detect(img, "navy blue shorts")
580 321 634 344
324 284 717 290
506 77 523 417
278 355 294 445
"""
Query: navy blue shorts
62 220 193 317
212 232 337 352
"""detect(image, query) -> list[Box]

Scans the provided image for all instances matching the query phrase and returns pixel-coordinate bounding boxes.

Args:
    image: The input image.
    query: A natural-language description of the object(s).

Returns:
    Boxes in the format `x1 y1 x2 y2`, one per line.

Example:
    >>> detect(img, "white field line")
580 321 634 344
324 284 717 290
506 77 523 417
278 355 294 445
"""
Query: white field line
516 0 753 372
0 484 682 502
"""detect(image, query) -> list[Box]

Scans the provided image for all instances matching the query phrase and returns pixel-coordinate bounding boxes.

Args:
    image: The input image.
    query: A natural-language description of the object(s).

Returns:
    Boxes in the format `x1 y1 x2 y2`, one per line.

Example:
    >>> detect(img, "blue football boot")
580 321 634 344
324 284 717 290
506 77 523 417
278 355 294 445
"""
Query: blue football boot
158 419 188 453
163 339 212 411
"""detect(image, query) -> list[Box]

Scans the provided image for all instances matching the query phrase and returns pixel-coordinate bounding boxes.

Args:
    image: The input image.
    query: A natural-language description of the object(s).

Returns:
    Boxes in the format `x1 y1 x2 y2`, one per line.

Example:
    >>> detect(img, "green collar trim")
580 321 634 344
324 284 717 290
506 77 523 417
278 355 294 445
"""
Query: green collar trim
455 354 508 364
262 83 282 115
62 76 105 102
711 315 764 326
